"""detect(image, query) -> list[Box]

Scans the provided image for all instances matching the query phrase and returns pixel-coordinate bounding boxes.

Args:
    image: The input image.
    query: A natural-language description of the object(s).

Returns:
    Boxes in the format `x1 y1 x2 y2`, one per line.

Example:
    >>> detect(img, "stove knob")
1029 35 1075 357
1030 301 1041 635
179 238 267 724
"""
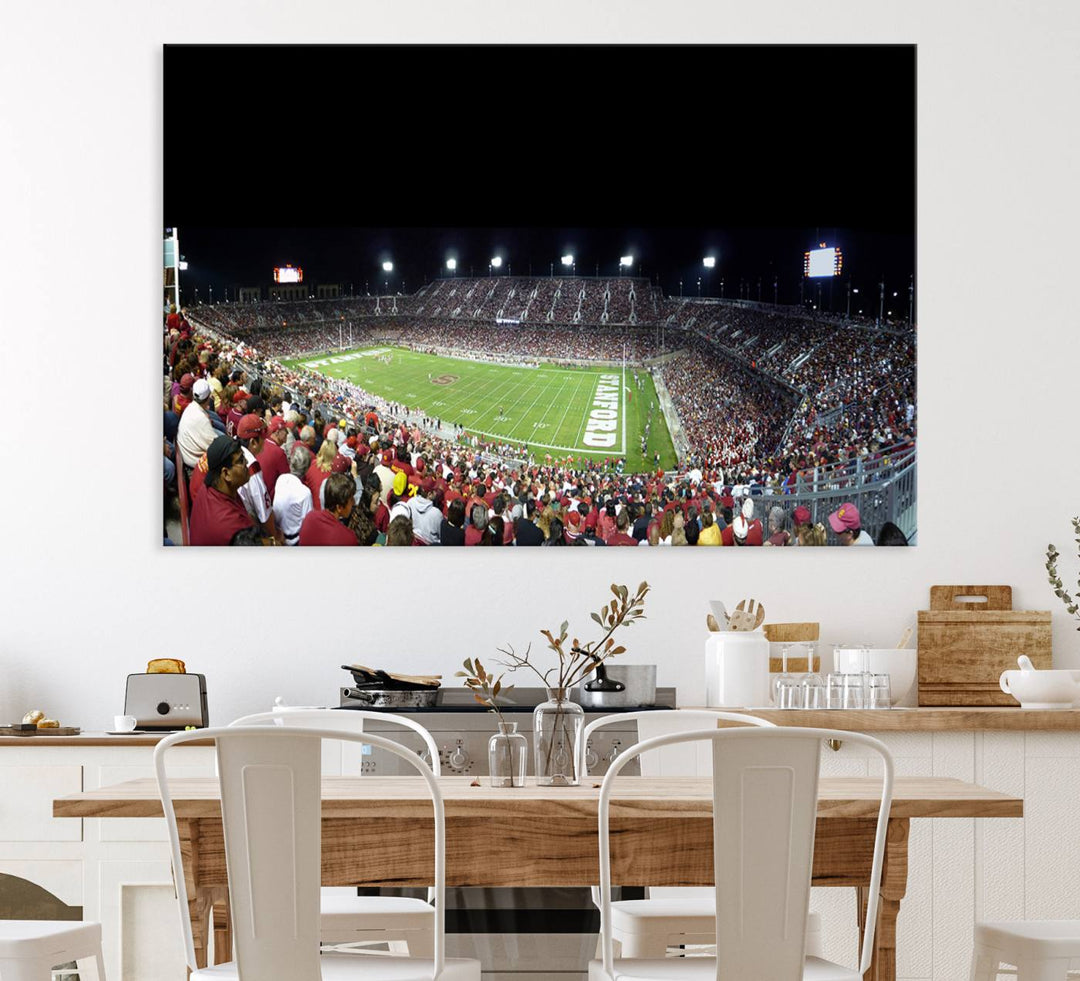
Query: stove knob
585 746 600 770
606 745 621 764
156 702 171 716
419 749 433 768
447 746 471 771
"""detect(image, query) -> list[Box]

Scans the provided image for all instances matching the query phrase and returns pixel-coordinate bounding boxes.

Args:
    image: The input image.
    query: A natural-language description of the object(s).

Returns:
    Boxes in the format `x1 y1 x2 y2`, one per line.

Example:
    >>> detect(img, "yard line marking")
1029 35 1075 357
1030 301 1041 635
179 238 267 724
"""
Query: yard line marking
549 371 586 444
499 372 565 441
509 370 574 439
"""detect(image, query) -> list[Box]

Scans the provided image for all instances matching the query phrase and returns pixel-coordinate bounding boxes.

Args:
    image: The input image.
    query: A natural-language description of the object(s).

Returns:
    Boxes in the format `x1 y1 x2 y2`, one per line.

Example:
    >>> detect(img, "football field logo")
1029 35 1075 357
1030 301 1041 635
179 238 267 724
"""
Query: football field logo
431 374 459 386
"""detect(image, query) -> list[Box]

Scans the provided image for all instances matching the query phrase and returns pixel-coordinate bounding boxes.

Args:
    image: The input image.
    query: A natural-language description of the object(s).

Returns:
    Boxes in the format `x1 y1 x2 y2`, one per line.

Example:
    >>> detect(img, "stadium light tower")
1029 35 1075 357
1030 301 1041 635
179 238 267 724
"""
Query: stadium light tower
561 254 575 276
489 256 502 277
446 258 457 278
382 260 393 294
619 255 633 277
702 256 715 297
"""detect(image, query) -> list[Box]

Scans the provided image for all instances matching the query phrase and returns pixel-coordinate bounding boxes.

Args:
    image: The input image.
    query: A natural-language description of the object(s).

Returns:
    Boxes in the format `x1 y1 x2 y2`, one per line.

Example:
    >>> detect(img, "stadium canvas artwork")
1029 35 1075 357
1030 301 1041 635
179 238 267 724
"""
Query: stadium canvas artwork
163 46 916 549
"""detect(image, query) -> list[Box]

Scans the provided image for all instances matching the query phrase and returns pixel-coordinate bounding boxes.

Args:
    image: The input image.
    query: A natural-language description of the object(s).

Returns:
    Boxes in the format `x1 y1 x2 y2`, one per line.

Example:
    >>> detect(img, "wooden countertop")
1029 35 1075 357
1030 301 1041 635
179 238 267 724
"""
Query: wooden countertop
53 774 1023 821
0 732 212 747
5 707 1080 745
684 706 1080 730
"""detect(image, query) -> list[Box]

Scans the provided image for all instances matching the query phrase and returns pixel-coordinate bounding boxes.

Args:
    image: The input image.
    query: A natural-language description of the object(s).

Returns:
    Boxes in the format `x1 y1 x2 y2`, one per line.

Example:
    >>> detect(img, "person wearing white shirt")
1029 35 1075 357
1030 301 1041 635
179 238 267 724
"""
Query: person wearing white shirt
272 445 314 545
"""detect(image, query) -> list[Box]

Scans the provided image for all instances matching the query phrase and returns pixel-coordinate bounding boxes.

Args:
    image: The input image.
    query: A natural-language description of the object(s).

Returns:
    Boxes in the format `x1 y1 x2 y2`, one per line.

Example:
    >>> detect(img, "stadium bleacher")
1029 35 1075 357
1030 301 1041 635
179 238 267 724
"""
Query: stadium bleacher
164 278 916 547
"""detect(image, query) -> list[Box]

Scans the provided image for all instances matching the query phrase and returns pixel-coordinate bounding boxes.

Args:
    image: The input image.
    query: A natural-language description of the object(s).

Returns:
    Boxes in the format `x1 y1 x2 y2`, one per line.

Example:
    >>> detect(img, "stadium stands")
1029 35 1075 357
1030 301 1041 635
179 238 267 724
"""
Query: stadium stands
164 278 916 546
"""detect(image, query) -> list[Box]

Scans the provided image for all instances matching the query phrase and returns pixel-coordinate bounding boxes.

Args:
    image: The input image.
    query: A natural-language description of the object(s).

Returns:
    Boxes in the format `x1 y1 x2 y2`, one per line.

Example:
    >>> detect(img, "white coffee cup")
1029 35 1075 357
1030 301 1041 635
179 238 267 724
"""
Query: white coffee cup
113 715 138 732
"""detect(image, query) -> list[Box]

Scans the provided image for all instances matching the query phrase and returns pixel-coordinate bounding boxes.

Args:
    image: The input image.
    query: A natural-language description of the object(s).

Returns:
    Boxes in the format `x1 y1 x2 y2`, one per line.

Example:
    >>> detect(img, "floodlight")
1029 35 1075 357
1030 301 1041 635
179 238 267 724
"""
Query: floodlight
490 256 503 268
382 261 393 272
703 256 716 269
619 255 633 268
561 254 574 266
178 260 189 271
446 258 457 271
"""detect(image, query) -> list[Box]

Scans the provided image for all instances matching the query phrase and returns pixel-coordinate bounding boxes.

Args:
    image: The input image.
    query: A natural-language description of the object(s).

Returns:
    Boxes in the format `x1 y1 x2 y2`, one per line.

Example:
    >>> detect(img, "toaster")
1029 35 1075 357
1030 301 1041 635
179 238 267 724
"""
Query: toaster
124 673 209 730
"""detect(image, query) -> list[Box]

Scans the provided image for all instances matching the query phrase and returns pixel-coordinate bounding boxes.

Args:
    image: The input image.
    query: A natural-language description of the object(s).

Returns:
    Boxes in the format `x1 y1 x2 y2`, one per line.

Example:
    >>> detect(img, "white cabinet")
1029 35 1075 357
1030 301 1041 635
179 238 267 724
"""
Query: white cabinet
0 740 213 981
0 766 83 841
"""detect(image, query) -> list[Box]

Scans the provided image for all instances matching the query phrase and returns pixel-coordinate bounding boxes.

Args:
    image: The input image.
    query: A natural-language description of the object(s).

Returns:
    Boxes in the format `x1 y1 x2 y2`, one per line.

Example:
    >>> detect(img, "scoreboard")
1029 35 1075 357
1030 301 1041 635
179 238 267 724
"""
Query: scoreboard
274 265 303 284
803 245 842 278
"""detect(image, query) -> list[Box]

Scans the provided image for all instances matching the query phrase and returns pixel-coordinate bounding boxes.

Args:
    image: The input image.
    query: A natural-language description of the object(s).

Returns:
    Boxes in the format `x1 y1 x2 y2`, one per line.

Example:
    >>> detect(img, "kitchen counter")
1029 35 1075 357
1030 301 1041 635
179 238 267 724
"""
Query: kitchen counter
0 731 211 746
683 706 1080 730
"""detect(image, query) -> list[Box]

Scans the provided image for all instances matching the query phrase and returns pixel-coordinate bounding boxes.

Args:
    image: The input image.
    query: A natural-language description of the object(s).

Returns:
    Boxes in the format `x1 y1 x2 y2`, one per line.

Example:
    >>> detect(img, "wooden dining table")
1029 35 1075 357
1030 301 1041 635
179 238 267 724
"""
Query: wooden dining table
54 775 1022 981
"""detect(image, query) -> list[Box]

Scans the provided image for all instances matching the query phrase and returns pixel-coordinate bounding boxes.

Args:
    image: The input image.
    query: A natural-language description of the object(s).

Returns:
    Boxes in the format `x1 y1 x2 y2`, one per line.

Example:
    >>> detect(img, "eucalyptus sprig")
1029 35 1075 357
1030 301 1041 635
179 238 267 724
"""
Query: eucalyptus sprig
1046 516 1080 628
456 657 514 723
494 581 650 690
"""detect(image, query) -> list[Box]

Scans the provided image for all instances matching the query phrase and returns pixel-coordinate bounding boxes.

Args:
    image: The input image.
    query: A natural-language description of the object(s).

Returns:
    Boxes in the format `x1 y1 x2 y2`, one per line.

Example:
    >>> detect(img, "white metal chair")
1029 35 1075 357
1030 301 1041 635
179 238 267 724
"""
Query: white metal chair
154 724 480 980
589 726 894 981
0 921 105 981
969 921 1080 980
580 711 822 959
230 708 438 956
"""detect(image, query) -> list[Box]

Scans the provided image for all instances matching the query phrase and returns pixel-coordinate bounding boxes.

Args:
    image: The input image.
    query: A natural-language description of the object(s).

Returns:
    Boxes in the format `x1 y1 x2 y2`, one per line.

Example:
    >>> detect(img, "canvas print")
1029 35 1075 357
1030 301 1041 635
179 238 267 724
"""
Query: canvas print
163 47 915 548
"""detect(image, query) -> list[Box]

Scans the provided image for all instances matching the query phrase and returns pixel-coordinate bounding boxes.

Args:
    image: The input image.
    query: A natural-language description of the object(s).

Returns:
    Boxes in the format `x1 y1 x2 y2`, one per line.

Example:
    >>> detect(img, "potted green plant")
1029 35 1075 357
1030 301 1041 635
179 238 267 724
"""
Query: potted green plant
1046 517 1080 627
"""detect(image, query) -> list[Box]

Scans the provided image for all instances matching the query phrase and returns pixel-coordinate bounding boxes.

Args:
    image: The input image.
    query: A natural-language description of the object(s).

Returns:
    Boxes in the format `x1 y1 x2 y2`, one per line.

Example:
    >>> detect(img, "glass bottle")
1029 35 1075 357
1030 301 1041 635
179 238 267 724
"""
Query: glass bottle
488 721 528 788
533 687 584 786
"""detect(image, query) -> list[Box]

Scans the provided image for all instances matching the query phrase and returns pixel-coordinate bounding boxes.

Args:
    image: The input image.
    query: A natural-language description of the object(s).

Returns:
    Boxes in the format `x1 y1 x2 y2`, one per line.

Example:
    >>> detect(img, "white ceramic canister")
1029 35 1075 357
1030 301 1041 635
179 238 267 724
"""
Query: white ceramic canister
704 630 771 707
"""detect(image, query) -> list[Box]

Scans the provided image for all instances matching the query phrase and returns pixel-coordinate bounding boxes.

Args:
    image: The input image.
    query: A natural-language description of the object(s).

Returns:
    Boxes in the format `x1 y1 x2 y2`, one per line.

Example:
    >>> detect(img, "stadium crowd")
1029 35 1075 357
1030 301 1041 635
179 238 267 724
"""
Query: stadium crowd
163 278 916 546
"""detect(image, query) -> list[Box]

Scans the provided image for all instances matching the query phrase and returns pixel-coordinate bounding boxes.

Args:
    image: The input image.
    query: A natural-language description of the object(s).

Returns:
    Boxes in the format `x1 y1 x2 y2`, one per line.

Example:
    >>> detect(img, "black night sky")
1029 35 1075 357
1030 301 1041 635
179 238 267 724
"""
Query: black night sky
166 45 915 310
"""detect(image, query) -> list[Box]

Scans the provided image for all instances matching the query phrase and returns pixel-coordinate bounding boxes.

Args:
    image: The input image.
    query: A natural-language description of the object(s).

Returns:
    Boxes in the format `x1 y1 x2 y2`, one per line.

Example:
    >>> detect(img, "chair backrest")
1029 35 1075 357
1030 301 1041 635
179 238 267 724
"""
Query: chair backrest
579 709 774 779
595 726 893 980
230 707 442 776
155 725 446 981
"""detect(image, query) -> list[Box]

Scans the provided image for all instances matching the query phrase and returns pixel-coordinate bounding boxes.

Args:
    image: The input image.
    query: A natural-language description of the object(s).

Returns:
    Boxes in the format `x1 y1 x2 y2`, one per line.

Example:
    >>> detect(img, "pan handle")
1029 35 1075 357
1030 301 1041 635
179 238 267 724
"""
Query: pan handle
584 663 625 693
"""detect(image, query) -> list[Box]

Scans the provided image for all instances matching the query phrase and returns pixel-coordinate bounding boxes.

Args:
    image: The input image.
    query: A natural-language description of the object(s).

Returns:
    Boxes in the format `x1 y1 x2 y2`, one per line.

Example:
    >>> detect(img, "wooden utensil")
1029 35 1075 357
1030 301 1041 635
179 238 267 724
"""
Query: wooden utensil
895 626 913 650
706 614 722 632
729 599 765 631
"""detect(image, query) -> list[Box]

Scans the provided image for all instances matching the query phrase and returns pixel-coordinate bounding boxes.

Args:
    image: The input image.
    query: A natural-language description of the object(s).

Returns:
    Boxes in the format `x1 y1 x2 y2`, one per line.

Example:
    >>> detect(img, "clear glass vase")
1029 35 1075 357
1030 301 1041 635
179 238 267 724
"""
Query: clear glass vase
488 721 528 788
533 687 584 786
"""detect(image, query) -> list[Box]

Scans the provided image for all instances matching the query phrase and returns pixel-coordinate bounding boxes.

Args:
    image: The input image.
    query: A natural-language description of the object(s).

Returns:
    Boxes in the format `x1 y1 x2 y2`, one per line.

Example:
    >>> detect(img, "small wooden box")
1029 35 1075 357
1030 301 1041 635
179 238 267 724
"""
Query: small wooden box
917 585 1052 705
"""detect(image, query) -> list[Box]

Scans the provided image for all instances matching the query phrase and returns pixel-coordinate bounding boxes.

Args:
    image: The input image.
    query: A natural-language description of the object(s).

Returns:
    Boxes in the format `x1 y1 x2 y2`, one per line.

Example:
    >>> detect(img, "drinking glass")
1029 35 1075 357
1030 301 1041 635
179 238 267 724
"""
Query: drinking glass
800 673 826 709
841 673 866 709
773 644 797 705
775 676 803 709
826 673 846 709
868 674 893 709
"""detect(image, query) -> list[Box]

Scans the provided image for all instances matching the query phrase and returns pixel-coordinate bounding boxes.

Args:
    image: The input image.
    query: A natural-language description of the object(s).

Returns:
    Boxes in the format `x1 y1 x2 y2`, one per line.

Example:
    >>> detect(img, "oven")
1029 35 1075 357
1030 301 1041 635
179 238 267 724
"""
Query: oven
335 686 677 981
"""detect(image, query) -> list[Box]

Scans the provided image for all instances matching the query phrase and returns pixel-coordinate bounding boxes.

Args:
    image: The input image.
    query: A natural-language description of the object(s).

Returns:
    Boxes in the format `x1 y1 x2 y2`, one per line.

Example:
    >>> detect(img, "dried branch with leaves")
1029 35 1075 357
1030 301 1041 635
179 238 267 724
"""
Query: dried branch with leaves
456 657 515 723
1046 516 1080 629
494 581 651 690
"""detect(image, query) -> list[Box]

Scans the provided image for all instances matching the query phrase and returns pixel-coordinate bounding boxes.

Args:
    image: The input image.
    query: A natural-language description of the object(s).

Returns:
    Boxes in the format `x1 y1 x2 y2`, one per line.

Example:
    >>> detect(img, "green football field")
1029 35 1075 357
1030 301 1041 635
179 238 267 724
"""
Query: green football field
281 346 677 471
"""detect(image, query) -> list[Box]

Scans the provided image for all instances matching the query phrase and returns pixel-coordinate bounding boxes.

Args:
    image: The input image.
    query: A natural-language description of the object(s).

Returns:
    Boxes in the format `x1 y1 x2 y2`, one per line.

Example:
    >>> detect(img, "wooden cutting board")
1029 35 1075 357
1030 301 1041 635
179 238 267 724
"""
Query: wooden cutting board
917 585 1052 705
0 726 81 736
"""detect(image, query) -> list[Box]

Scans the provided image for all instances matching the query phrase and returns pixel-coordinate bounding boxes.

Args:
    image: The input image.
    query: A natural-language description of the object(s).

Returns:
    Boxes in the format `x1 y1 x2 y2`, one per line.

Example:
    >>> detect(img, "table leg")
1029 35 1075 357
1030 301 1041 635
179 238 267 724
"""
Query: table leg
177 819 233 969
857 817 909 981
211 887 232 963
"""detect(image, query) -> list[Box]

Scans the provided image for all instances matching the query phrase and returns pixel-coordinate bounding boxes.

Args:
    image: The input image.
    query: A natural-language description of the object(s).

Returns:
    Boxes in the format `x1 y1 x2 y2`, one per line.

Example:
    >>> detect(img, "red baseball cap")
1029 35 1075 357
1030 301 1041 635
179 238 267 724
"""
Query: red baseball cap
793 505 811 525
266 416 286 435
828 503 862 533
236 414 266 440
331 454 352 474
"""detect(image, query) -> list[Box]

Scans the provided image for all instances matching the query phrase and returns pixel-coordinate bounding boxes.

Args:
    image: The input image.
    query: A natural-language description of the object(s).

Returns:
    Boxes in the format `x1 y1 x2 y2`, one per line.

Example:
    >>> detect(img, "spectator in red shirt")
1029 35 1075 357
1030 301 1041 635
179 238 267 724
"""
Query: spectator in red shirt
256 416 290 500
305 439 336 509
298 474 357 546
605 510 638 546
189 435 255 546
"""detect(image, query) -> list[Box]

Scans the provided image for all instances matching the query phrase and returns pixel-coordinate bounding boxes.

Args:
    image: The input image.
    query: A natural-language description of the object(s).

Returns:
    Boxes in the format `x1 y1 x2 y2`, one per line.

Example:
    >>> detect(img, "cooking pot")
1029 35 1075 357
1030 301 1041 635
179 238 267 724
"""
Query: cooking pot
576 664 657 708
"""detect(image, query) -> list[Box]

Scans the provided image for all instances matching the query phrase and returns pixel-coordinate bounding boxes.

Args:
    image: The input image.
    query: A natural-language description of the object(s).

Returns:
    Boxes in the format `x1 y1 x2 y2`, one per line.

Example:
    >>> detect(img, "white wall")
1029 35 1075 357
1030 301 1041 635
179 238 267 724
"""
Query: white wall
2 2 1078 728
